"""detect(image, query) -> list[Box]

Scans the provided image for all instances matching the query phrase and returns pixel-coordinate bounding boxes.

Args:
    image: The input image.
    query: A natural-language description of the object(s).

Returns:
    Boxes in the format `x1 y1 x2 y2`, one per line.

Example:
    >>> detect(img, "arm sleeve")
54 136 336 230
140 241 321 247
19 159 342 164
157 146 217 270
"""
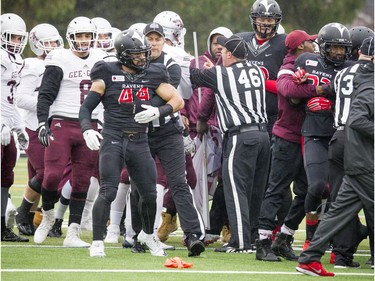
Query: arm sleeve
265 79 278 94
79 91 102 132
167 63 182 89
37 65 63 123
190 67 218 90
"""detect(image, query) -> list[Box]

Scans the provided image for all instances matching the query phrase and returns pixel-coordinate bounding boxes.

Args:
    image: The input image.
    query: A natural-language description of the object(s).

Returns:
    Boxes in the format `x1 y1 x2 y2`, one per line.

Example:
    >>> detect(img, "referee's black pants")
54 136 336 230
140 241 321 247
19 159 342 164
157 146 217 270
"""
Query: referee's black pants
222 127 270 249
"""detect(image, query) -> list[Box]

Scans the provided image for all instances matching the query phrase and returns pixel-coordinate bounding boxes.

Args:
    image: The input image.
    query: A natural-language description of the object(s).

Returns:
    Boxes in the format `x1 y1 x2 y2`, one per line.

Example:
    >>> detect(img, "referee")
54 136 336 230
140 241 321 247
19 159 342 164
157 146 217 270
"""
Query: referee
190 34 269 253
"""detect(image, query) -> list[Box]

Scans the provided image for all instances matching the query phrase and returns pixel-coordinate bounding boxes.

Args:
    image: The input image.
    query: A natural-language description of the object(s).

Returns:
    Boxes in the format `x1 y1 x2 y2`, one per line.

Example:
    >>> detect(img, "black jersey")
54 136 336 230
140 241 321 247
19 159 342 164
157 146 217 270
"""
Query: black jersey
90 60 169 133
237 32 287 117
190 61 267 133
295 52 353 137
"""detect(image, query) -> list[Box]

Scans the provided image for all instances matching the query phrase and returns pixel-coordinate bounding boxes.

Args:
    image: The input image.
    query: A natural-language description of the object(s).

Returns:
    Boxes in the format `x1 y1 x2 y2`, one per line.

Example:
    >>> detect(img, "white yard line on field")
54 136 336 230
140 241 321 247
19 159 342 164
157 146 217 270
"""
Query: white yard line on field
1 268 374 276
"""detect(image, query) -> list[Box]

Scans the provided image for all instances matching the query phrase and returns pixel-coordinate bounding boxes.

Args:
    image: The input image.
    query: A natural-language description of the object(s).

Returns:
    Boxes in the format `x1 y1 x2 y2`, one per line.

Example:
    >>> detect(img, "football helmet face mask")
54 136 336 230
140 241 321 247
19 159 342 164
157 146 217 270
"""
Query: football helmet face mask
318 23 352 66
66 16 97 52
91 17 114 51
249 0 282 39
29 24 64 57
1 13 28 54
153 11 186 48
114 30 151 73
349 26 374 60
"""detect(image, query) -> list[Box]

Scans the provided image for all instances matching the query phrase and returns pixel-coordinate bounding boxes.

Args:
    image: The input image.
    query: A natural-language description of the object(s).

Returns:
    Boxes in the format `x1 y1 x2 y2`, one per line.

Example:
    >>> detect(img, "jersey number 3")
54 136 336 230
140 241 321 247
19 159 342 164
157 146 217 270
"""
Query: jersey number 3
118 88 150 103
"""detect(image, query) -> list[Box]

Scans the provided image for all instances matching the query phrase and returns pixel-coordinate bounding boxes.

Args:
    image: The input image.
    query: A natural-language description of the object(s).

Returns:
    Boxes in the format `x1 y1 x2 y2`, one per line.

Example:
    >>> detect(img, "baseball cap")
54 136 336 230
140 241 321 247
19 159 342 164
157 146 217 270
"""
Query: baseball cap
217 35 247 59
143 22 165 37
359 36 374 56
285 30 318 51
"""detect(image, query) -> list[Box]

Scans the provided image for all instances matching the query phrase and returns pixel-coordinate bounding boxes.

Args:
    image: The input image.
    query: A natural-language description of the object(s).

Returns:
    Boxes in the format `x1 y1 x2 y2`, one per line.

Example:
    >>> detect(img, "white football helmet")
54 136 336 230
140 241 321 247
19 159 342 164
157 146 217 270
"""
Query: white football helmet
91 17 114 51
128 23 147 34
1 13 28 54
66 16 97 52
29 24 64 56
277 24 285 34
153 11 186 48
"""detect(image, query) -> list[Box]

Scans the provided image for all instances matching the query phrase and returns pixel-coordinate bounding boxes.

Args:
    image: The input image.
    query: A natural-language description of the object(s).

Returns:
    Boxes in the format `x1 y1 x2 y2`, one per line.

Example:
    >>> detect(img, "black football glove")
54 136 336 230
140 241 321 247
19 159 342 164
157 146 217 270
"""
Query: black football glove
37 122 54 147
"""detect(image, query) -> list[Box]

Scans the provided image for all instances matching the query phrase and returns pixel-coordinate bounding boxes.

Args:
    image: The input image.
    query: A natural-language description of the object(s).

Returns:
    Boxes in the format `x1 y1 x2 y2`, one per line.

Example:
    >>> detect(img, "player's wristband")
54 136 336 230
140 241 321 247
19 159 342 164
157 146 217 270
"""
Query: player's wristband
158 104 173 118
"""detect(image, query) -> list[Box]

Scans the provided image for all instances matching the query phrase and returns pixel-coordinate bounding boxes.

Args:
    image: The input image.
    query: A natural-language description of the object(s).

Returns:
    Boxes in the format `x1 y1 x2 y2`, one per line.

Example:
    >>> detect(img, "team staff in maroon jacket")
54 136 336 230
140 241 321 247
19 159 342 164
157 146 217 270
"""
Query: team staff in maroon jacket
256 30 318 262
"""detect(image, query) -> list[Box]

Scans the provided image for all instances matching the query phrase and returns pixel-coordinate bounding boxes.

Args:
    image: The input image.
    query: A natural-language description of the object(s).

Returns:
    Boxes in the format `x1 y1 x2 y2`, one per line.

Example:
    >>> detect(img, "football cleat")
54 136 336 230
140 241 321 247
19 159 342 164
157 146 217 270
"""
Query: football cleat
48 219 63 238
138 230 167 257
104 224 120 243
90 240 106 257
34 209 54 244
1 228 29 242
63 223 90 248
255 239 281 262
186 233 205 257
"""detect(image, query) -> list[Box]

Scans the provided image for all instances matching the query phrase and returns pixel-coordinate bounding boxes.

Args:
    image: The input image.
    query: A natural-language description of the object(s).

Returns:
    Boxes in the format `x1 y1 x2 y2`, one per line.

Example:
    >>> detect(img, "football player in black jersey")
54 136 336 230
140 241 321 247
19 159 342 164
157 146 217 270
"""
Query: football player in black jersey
79 30 184 257
237 0 288 247
129 22 206 258
292 23 353 251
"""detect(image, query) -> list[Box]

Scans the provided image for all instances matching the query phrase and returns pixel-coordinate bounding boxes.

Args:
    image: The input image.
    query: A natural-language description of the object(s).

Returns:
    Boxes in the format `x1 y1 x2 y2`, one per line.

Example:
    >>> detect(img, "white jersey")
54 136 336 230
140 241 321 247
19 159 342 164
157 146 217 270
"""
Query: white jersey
45 48 106 119
1 48 25 129
15 57 45 131
163 44 193 99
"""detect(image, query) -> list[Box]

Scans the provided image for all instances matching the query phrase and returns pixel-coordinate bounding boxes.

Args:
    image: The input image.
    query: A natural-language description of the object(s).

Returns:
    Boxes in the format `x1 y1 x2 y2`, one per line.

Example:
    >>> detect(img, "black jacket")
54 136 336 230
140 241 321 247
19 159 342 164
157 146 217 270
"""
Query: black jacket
344 62 374 175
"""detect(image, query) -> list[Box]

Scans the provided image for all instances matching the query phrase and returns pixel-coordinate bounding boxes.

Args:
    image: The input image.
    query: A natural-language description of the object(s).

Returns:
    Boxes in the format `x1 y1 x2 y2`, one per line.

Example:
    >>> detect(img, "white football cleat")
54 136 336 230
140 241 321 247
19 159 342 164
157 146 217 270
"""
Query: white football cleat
63 223 90 247
90 240 106 257
104 224 120 243
138 230 167 257
34 209 55 244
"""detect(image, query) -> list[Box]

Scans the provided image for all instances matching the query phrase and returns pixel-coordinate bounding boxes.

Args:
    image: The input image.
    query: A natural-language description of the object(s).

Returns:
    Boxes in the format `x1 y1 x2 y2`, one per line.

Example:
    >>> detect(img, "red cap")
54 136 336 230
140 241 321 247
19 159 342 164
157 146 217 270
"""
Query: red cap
285 30 318 51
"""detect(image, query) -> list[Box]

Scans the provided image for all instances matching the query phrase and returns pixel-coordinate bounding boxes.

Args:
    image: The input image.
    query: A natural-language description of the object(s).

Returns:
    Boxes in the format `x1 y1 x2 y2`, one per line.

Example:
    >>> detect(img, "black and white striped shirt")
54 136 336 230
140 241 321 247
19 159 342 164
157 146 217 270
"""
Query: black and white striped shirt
190 61 267 133
333 62 366 127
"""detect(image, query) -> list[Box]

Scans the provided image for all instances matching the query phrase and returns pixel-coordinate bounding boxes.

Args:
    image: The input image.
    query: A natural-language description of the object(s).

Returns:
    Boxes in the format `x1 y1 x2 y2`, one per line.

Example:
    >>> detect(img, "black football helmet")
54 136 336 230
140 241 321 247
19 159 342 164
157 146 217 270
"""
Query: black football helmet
318 23 352 66
349 26 374 60
114 29 151 72
249 0 282 39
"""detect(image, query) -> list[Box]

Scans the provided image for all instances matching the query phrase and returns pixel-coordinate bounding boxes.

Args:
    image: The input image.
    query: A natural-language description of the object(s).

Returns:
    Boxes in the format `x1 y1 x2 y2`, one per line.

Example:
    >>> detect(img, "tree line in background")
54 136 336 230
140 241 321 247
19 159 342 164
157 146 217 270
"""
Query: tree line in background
2 0 371 57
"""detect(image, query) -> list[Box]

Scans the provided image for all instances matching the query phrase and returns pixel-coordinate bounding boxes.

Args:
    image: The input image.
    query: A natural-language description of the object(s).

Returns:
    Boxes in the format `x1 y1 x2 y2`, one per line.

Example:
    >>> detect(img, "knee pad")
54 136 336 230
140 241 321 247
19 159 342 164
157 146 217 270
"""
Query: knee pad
28 176 42 194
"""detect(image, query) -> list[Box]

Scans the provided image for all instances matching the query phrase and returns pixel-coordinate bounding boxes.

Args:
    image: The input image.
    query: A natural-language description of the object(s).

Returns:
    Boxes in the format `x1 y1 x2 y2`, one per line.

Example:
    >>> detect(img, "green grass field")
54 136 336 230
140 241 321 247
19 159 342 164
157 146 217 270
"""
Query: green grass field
1 156 373 281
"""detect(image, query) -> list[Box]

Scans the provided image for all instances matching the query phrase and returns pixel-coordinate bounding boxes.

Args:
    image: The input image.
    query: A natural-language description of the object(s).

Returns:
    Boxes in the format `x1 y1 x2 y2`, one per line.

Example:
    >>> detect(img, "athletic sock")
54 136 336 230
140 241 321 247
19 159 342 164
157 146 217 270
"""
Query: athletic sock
306 219 319 241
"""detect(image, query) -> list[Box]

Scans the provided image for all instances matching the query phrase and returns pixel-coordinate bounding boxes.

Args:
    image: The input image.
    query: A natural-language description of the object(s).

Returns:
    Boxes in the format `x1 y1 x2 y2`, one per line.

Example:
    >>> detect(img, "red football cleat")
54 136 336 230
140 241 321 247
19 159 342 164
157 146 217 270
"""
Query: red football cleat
296 261 335 277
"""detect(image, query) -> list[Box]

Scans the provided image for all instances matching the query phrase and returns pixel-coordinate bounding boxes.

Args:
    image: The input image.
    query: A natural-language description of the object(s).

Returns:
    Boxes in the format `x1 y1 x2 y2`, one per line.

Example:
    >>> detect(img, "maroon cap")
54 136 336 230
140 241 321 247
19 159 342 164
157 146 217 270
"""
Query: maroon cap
285 30 318 51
